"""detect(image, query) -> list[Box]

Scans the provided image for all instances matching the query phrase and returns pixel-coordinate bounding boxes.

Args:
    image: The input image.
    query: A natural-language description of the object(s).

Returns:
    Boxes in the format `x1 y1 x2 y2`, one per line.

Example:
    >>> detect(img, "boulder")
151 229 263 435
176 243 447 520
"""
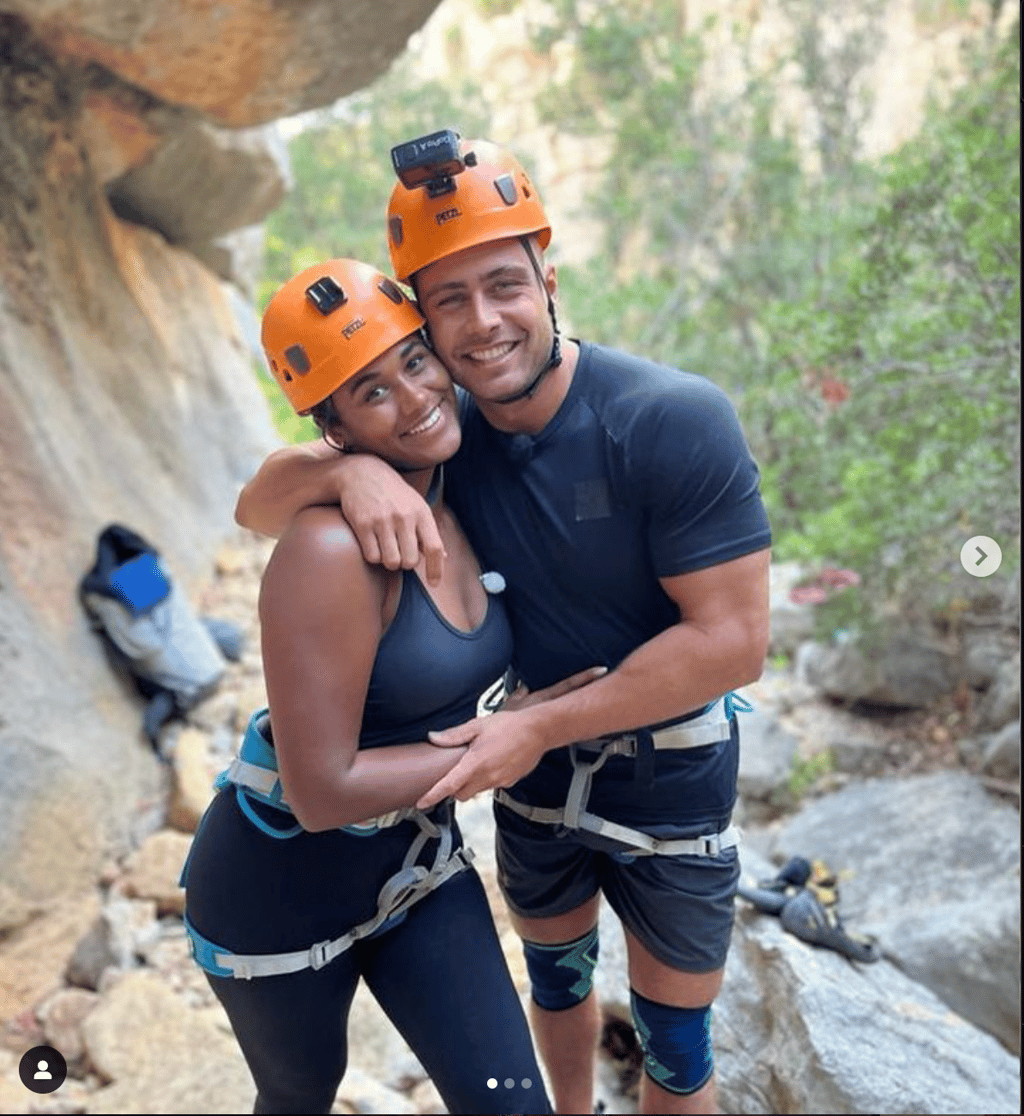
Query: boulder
0 0 444 917
121 831 193 916
81 970 254 1113
107 120 290 256
66 898 160 989
796 632 957 708
981 720 1020 781
736 702 800 812
720 846 1020 1115
167 727 217 834
593 839 1020 1113
768 562 817 656
974 649 1020 730
769 772 1020 1054
0 892 101 1023
37 986 101 1063
960 624 1019 688
4 0 445 127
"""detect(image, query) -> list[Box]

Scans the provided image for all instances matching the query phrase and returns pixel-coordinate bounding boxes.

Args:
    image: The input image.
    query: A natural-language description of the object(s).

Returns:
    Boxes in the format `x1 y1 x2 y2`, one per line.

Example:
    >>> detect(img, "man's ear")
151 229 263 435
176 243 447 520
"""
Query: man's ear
544 262 558 299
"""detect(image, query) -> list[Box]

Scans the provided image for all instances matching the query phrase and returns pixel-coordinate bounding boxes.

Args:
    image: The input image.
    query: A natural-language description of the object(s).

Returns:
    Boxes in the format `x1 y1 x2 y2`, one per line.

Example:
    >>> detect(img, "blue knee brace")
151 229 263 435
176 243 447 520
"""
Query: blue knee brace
523 926 599 1011
630 989 714 1096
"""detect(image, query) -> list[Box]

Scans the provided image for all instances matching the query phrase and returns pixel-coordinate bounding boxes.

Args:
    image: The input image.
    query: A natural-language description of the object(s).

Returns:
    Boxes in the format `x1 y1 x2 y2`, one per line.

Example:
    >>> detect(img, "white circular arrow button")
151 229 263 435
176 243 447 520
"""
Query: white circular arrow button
960 536 1002 577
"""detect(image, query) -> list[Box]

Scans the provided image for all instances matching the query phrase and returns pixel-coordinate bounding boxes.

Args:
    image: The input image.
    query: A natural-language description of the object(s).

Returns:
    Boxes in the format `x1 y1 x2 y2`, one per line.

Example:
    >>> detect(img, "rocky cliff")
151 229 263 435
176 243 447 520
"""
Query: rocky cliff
0 0 441 919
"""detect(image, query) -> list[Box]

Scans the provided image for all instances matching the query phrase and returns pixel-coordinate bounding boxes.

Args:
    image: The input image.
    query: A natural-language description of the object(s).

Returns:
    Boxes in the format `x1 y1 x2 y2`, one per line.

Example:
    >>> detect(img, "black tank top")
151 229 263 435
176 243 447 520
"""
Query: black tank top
358 568 513 749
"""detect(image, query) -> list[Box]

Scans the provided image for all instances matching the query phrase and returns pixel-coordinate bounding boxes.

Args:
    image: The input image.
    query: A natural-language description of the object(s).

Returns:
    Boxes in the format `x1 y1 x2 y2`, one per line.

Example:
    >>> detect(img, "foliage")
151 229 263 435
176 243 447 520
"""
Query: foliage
787 750 834 800
530 0 1019 635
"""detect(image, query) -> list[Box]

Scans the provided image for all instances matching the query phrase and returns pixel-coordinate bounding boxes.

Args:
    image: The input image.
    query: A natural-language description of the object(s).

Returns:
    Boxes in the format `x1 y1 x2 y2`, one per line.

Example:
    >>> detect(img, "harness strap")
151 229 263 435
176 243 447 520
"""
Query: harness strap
220 711 425 834
495 695 743 858
496 790 739 858
186 811 474 979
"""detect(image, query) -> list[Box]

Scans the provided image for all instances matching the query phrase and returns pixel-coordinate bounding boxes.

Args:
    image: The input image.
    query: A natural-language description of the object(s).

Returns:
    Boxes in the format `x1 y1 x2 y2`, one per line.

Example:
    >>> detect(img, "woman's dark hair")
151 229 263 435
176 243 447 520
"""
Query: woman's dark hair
308 396 348 452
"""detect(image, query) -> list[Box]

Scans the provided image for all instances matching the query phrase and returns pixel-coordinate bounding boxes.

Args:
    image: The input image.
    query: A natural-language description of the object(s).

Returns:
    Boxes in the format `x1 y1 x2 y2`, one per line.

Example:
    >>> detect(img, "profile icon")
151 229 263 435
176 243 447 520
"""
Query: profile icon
18 1045 67 1094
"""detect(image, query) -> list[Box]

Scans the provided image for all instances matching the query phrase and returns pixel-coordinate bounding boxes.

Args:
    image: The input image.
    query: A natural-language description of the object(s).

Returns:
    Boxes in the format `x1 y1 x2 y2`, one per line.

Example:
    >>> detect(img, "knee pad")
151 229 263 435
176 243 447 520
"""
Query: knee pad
630 989 714 1096
522 926 599 1011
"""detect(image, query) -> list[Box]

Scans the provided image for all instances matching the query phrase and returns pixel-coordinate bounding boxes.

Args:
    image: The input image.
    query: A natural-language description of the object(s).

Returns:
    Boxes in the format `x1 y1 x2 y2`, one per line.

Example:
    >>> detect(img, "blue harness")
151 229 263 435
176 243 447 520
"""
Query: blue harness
182 709 473 979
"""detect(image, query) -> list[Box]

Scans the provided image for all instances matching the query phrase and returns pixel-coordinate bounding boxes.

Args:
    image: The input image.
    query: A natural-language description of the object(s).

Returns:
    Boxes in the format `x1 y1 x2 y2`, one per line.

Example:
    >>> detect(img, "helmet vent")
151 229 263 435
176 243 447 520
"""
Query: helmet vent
389 216 404 247
494 174 517 206
305 276 347 315
284 344 311 376
378 278 404 305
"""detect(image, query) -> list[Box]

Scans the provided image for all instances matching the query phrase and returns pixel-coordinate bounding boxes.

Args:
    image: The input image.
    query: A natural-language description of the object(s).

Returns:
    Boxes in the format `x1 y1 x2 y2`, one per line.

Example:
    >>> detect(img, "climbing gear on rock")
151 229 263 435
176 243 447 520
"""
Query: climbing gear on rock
495 696 741 858
79 524 227 745
737 855 881 963
779 888 880 963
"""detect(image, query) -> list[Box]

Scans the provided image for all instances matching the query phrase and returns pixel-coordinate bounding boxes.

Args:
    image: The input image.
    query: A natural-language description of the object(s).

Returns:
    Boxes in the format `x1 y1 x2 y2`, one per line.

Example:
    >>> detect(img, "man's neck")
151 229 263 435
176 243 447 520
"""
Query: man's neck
474 339 581 435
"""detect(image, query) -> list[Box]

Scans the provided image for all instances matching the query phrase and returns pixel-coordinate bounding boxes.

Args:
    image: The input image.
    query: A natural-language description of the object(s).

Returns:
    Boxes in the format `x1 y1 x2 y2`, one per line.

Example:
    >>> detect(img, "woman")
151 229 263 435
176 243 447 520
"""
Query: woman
182 260 569 1115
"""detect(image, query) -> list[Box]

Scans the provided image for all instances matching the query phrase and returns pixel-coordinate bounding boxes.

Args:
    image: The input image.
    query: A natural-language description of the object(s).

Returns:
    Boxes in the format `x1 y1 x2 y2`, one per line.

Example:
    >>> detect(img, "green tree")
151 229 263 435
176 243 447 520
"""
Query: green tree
531 0 1018 634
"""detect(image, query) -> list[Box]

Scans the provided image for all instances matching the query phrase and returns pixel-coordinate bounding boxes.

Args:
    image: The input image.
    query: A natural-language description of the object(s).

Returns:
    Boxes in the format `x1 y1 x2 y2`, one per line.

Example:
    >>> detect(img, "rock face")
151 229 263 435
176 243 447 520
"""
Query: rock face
0 0 442 128
0 3 441 915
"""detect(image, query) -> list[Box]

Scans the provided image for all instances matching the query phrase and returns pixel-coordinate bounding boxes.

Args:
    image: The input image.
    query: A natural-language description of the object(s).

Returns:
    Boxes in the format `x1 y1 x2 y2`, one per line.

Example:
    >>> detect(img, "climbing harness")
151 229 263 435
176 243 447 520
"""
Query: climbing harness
183 709 475 979
494 694 749 858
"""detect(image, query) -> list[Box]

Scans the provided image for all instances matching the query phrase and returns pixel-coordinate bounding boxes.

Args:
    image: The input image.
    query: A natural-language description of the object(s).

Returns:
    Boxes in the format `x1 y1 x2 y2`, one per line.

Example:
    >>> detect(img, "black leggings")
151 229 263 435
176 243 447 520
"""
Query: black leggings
205 868 548 1115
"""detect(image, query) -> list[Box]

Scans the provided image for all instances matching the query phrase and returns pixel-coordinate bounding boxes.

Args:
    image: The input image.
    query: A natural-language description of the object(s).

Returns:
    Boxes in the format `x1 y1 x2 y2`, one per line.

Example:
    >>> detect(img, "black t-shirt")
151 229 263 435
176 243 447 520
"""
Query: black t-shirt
447 340 772 691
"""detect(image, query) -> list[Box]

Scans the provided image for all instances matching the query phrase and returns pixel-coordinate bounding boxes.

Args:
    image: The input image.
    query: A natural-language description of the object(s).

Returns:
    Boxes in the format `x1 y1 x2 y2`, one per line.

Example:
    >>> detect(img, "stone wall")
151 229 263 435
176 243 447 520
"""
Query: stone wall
0 0 442 916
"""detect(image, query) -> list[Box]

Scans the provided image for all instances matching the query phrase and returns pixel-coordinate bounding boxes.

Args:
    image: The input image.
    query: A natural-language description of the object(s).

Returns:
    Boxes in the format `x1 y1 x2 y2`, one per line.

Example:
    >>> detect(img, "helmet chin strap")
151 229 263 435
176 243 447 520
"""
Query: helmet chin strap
489 237 562 406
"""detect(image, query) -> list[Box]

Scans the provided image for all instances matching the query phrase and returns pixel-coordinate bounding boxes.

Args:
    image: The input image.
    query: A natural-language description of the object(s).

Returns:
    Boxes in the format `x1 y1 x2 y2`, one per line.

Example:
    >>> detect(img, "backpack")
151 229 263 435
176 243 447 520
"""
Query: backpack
79 524 230 745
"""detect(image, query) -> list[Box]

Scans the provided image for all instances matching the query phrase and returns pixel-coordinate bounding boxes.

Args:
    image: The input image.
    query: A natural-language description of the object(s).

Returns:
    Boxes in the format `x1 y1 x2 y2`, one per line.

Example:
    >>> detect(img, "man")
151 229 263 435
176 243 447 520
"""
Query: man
237 133 771 1115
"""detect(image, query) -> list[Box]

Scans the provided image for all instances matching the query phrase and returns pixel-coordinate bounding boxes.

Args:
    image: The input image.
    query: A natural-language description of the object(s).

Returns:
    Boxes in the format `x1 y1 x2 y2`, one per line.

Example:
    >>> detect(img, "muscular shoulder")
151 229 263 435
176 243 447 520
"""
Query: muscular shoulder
578 343 747 469
582 343 733 425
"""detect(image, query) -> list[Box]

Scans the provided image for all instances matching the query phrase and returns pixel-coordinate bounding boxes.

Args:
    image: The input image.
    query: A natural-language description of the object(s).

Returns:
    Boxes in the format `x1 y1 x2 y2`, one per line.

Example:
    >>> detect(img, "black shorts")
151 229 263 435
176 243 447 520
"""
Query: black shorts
494 725 741 973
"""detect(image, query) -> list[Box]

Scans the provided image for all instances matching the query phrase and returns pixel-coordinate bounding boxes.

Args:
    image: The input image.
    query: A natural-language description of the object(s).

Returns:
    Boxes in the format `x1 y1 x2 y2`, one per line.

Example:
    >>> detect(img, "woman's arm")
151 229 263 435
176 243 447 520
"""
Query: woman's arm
259 506 468 832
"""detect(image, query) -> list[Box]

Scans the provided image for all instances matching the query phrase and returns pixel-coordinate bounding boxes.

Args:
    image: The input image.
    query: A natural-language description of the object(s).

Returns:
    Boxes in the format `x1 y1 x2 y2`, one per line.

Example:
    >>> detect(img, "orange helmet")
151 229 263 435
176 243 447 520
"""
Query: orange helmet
261 259 425 414
387 138 552 283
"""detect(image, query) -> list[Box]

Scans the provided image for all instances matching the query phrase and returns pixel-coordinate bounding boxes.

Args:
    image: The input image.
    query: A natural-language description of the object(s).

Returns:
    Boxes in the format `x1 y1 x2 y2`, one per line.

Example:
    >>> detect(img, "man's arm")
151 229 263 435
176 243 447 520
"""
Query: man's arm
418 546 771 806
236 441 446 581
235 440 344 538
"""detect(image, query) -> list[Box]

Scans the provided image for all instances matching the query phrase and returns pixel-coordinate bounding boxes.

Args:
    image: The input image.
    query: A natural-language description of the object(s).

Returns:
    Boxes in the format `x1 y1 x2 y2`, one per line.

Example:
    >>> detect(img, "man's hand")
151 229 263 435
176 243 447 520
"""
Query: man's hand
338 456 446 583
417 709 548 806
418 666 607 807
490 665 608 714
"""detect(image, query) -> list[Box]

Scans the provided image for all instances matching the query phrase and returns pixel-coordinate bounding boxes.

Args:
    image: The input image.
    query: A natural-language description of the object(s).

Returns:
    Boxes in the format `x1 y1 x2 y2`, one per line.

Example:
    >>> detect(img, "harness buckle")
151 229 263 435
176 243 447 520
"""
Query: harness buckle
699 834 721 856
309 940 331 971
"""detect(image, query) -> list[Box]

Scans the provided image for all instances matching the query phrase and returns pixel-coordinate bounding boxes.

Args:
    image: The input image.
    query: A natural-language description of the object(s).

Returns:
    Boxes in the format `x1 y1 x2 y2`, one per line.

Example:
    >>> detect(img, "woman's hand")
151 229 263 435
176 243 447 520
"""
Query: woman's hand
497 665 608 712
